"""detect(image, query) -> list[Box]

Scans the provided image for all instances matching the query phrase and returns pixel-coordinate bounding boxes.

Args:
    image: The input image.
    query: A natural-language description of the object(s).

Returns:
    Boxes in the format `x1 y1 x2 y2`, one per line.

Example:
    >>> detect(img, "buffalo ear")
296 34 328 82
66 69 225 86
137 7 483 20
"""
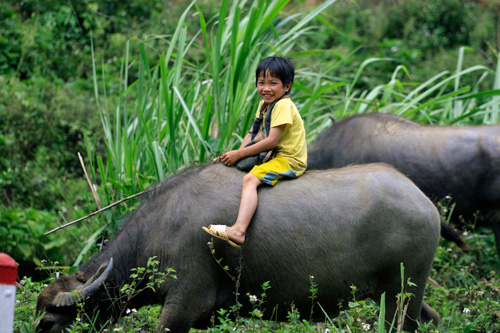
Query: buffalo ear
51 258 114 307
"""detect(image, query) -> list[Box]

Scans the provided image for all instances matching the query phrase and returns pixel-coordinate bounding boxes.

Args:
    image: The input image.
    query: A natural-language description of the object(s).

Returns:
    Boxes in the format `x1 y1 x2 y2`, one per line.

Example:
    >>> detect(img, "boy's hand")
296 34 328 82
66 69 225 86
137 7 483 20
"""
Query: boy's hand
213 156 222 163
220 150 241 166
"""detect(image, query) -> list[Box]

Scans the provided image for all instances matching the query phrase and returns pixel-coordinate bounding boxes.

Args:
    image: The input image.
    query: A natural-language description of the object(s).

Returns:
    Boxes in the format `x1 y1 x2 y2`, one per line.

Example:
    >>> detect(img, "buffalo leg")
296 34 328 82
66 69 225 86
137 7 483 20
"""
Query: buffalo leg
492 222 500 261
477 210 500 263
440 220 474 251
156 293 216 333
420 301 439 327
376 279 423 332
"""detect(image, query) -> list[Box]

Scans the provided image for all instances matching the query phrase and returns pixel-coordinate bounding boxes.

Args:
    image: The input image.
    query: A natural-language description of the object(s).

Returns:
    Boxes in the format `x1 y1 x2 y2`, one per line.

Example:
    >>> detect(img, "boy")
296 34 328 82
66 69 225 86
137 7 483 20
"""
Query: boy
203 56 307 248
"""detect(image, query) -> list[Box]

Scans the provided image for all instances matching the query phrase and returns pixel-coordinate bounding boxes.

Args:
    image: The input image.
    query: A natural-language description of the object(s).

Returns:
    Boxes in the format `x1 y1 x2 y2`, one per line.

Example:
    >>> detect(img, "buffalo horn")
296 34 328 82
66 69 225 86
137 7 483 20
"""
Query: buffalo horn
52 257 114 307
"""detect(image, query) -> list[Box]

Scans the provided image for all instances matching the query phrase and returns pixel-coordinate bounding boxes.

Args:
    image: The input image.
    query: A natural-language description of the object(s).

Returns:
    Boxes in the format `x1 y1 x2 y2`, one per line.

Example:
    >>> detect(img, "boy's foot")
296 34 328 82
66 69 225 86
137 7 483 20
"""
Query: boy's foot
202 225 241 249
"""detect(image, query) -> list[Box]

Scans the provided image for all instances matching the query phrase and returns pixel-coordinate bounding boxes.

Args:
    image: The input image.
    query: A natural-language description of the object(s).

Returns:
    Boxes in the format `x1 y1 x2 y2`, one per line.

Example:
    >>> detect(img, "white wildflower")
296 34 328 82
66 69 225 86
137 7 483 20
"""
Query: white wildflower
463 307 470 313
249 295 258 302
362 322 371 330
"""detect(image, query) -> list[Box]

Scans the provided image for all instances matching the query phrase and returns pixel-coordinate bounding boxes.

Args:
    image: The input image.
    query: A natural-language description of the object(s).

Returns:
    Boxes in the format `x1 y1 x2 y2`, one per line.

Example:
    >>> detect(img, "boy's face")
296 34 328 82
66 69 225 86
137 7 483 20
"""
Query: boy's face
257 70 291 104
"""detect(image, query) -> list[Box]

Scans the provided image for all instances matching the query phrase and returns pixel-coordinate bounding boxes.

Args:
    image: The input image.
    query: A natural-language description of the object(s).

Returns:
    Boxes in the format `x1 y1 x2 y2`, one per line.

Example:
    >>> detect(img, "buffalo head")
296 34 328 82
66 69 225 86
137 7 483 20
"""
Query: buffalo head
36 258 113 332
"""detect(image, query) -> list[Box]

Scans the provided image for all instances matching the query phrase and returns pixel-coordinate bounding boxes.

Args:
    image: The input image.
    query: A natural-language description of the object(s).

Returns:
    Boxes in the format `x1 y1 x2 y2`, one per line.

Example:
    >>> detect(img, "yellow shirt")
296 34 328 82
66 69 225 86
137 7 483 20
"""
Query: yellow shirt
256 98 307 176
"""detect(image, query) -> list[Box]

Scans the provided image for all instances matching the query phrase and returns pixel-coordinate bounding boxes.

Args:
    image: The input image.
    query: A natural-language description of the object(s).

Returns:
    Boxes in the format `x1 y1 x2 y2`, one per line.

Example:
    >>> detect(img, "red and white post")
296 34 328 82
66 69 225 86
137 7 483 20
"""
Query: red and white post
0 253 18 333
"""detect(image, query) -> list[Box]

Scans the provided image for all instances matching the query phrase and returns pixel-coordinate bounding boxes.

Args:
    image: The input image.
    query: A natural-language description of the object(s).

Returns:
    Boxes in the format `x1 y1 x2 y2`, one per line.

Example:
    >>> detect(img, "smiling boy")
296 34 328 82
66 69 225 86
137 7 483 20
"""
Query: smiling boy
203 56 307 248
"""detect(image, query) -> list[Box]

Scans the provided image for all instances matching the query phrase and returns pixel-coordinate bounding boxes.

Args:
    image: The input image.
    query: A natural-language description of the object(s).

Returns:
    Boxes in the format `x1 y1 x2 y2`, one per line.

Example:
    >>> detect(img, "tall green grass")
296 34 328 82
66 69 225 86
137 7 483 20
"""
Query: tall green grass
327 47 500 125
77 0 339 244
91 0 337 186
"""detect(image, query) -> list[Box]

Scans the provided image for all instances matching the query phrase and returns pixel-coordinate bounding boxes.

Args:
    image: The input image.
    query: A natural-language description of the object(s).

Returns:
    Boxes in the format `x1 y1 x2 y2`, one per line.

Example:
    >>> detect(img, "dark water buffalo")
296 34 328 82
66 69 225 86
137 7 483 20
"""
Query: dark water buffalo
308 112 500 255
36 163 440 332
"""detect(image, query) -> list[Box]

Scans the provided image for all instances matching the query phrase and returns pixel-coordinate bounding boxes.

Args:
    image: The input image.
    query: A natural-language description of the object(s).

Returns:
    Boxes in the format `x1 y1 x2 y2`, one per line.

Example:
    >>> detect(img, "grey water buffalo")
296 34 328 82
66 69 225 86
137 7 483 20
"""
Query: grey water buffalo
308 112 500 256
36 163 440 332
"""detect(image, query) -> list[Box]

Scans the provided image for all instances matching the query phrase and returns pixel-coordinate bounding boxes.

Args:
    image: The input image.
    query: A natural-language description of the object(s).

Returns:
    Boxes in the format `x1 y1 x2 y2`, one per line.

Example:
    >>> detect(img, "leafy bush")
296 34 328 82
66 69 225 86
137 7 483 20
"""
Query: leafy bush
0 0 165 80
0 75 103 210
0 207 78 271
323 0 493 54
308 0 496 88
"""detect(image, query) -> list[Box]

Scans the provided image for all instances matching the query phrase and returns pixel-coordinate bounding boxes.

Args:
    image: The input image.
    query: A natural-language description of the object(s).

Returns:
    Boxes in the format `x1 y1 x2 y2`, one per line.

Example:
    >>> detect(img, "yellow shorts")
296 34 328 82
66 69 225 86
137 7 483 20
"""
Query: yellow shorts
250 155 298 186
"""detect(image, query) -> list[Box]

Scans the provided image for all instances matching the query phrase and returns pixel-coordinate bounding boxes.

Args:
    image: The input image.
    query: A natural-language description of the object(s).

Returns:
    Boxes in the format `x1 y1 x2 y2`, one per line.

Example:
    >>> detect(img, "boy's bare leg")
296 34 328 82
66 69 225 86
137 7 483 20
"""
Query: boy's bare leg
226 173 263 244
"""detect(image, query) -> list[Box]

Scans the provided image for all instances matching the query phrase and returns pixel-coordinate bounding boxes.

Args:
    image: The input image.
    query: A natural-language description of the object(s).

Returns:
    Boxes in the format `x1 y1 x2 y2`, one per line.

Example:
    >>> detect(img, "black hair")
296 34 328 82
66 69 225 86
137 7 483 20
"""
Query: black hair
255 56 295 93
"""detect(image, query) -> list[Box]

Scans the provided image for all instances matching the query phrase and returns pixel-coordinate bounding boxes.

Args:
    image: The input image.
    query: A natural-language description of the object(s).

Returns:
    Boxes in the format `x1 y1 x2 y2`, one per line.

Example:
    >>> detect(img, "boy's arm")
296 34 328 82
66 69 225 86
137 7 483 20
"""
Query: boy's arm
220 125 285 166
239 132 252 149
213 132 253 163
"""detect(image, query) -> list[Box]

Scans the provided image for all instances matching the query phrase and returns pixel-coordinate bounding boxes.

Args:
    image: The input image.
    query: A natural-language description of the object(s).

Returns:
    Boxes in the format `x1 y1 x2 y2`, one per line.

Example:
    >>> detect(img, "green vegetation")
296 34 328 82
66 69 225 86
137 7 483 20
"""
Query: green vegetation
2 0 500 331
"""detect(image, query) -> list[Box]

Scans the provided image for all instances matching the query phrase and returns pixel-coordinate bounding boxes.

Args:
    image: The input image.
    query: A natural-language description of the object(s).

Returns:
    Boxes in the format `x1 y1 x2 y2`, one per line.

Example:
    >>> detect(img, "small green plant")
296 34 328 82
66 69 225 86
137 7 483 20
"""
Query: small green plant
119 256 177 319
115 305 162 332
66 303 105 333
309 275 318 321
341 285 377 331
207 240 238 283
206 239 244 326
286 302 301 327
247 281 272 324
14 276 46 333
395 263 416 332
